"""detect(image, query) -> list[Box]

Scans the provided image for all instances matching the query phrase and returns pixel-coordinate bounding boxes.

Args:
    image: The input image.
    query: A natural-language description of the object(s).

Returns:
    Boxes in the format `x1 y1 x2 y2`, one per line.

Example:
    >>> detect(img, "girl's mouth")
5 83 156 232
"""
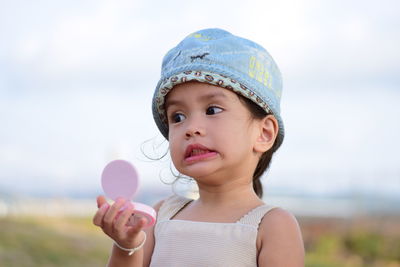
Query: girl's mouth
184 144 218 163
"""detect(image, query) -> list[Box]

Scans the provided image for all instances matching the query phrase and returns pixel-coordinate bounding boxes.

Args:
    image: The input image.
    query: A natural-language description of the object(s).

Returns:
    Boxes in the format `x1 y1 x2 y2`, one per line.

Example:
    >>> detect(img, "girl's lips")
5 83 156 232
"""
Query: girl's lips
185 151 218 163
184 144 218 163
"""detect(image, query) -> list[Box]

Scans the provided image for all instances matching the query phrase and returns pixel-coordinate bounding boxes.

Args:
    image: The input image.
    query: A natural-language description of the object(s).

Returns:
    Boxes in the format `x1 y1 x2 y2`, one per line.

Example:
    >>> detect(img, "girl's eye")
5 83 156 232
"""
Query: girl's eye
206 106 223 115
171 113 186 123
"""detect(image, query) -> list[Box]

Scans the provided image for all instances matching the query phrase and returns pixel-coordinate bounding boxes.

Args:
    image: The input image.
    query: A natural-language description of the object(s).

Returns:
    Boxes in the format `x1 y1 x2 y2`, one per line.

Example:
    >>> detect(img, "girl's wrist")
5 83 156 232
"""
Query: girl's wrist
113 231 147 256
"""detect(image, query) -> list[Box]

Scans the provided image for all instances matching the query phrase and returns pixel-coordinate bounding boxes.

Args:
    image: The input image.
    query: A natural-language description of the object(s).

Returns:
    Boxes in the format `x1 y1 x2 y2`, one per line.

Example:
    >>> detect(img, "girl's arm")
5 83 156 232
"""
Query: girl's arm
93 196 164 267
257 208 305 267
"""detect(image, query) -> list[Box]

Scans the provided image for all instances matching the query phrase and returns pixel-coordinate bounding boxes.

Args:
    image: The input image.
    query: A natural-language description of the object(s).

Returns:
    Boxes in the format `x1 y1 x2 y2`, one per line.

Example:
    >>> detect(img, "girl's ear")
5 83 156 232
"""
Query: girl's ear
253 115 279 154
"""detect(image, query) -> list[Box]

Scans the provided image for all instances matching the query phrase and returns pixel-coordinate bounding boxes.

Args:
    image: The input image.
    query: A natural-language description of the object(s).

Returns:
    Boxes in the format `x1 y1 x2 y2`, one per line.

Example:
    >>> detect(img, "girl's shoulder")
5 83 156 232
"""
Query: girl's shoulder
260 207 298 224
259 207 301 235
153 194 189 208
257 208 305 265
154 194 193 221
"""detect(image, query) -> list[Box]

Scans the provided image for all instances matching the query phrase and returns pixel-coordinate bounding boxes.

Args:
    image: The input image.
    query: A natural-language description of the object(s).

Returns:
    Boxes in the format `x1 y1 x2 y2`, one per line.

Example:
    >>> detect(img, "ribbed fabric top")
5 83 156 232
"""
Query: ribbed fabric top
150 195 276 267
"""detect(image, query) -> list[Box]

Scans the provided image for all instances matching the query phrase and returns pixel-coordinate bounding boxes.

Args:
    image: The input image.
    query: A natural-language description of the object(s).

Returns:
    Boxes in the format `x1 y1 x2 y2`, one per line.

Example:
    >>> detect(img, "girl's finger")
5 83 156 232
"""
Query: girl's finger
103 198 126 232
114 206 134 236
126 216 146 238
93 203 110 226
97 195 107 208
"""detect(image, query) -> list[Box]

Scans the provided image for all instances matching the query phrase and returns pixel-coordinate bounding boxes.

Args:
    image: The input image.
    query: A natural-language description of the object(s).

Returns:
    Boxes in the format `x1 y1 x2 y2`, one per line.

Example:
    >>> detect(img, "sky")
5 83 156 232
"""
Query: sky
0 0 399 198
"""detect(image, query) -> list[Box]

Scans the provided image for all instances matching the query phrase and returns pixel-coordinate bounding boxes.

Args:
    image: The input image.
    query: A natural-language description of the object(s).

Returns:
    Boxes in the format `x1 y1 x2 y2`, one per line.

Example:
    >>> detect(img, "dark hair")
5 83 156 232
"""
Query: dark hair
238 96 280 199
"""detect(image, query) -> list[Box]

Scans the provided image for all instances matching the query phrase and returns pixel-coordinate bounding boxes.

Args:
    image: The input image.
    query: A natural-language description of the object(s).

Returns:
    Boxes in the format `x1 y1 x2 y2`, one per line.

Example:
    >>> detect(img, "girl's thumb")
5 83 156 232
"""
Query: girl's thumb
97 195 107 208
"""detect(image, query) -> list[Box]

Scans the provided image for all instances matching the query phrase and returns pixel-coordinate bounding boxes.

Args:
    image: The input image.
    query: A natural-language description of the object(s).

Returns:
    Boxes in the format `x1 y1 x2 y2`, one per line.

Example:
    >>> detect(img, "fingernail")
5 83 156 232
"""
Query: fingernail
100 203 109 210
116 197 126 204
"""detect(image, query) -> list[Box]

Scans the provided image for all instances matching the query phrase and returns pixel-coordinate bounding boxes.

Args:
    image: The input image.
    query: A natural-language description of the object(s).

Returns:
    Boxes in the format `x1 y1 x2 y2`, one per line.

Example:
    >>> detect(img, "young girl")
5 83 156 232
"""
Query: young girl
93 28 305 266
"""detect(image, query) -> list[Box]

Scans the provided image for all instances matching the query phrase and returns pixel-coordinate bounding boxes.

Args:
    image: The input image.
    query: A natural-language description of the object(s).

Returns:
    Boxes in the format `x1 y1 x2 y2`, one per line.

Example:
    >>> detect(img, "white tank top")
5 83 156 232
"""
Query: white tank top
150 195 276 267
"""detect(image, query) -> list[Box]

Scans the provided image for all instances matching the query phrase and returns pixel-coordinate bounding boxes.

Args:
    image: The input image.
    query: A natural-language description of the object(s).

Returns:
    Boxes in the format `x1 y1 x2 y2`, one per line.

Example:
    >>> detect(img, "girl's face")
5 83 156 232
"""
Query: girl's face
165 82 262 185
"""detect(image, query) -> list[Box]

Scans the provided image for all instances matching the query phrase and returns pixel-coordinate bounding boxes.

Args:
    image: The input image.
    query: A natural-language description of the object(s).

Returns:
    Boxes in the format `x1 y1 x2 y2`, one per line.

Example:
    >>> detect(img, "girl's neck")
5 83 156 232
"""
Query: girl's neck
195 182 263 208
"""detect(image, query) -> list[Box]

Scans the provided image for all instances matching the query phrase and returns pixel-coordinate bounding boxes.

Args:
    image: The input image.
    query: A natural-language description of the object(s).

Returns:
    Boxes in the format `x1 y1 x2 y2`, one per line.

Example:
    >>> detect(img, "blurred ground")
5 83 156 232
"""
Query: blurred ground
299 216 400 267
0 215 399 266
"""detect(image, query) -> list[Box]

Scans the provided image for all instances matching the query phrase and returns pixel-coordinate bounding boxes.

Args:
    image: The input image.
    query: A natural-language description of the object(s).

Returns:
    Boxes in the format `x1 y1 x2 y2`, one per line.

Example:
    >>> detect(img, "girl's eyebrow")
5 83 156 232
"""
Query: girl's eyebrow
165 91 228 109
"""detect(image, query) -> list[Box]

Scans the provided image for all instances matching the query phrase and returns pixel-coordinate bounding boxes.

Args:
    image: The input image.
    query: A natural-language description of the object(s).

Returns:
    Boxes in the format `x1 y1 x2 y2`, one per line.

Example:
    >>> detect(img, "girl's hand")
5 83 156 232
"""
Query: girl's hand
93 195 147 249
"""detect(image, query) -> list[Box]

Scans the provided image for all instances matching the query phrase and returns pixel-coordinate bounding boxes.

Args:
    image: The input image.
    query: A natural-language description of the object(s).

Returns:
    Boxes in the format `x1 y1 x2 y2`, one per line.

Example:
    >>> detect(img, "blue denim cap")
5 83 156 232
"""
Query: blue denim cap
152 28 284 149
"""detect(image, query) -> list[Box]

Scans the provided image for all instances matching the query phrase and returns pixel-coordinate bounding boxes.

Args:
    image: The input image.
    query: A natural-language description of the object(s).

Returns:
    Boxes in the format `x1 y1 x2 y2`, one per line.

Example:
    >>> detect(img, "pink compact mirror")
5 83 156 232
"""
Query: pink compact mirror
101 160 156 228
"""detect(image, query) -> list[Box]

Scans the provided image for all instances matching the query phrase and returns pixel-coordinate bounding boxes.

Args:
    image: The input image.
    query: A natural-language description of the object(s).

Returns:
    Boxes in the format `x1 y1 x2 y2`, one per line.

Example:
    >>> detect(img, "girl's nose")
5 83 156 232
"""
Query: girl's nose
185 129 202 138
185 120 205 139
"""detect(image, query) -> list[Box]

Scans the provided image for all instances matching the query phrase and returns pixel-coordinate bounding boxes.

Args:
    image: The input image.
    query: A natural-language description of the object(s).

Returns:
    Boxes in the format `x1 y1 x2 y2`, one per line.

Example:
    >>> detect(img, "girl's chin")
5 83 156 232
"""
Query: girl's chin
178 165 220 181
176 154 220 177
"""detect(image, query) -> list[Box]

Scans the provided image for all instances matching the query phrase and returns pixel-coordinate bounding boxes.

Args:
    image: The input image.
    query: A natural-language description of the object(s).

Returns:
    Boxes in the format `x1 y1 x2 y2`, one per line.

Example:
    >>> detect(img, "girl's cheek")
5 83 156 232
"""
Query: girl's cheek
169 143 181 164
168 129 180 144
169 144 178 159
168 128 175 141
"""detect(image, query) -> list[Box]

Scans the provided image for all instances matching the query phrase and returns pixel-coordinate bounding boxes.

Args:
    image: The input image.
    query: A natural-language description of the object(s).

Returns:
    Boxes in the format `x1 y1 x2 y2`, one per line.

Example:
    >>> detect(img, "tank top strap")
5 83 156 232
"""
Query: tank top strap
237 204 277 228
157 194 193 221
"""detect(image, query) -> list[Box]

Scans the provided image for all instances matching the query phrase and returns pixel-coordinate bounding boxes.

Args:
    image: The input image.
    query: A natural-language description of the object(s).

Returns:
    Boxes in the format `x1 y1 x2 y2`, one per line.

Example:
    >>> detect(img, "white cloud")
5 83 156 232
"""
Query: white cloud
1 0 399 197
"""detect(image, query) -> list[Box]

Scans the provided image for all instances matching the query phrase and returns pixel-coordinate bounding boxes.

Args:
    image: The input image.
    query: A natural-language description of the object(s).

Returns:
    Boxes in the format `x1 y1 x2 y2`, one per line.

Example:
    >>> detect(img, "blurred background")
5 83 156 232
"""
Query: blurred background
0 0 399 266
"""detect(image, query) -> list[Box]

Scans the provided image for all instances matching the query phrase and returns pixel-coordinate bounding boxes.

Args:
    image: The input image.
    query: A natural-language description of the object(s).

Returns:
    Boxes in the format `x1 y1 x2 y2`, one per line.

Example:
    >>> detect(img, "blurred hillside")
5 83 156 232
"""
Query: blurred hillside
1 187 399 267
0 187 399 218
0 214 399 267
